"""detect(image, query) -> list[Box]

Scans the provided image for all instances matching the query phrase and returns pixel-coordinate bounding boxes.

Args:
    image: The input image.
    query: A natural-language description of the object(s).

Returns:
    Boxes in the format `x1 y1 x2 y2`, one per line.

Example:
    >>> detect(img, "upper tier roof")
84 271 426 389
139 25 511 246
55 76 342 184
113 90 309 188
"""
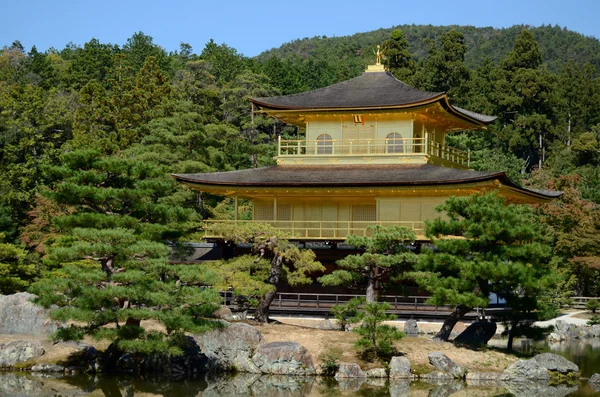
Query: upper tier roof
251 71 496 125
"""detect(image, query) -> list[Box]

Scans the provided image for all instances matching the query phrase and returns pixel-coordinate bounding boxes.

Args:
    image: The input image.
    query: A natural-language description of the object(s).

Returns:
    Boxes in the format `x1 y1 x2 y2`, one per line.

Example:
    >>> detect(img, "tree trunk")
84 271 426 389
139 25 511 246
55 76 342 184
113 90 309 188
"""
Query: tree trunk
507 326 516 351
254 254 283 323
433 304 472 341
365 268 376 303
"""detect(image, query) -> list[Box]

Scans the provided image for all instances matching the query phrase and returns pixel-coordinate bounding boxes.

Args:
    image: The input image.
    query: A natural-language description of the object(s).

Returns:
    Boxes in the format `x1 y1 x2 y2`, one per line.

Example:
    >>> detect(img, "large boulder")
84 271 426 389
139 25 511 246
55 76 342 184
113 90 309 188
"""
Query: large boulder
589 325 600 338
389 356 412 379
251 341 315 375
428 352 466 379
453 321 497 346
140 336 208 379
0 340 45 368
403 319 418 336
335 362 366 379
589 373 600 392
502 359 550 382
195 322 263 373
0 293 60 336
554 320 570 334
530 353 579 374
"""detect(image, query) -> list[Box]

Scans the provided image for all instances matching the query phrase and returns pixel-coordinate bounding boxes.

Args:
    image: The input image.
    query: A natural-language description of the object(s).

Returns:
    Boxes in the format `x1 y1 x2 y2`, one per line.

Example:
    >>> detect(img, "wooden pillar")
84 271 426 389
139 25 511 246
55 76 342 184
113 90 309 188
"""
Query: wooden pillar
234 196 238 223
273 197 277 226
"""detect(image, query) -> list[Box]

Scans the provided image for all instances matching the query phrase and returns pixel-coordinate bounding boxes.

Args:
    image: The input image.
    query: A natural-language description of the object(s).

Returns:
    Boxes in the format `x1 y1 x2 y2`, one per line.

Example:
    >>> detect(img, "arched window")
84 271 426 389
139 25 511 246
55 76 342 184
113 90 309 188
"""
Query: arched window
386 133 404 153
316 134 333 154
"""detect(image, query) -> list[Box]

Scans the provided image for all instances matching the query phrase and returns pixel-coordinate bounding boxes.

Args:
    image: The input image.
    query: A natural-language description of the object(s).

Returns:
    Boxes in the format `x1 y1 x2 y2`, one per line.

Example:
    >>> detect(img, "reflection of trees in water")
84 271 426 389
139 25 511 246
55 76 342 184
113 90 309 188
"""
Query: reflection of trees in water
0 369 594 396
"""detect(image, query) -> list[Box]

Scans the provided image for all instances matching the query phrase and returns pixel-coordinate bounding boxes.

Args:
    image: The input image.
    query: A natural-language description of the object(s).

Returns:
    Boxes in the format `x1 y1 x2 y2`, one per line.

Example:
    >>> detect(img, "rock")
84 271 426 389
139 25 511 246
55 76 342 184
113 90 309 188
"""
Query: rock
0 292 61 336
466 372 503 381
195 322 263 373
212 305 234 320
453 321 497 346
554 319 570 334
251 341 315 375
140 336 208 379
530 353 579 374
502 359 550 382
420 371 454 381
548 332 565 342
365 368 387 378
115 353 136 374
64 366 85 375
403 319 418 335
428 352 466 378
590 325 600 338
335 362 366 378
30 363 64 372
389 356 411 378
589 373 600 392
316 319 336 330
0 340 45 368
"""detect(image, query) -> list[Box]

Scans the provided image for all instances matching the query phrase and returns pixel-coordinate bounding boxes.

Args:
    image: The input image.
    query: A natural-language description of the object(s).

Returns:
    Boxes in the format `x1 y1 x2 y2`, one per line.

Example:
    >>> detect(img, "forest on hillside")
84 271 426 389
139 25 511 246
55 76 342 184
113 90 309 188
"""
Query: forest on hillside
0 24 599 311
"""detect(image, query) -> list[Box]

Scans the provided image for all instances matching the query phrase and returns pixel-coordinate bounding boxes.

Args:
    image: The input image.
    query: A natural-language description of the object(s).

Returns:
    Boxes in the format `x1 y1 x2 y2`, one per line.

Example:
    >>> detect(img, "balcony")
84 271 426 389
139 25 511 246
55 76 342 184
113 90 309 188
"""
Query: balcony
277 135 470 168
201 219 426 241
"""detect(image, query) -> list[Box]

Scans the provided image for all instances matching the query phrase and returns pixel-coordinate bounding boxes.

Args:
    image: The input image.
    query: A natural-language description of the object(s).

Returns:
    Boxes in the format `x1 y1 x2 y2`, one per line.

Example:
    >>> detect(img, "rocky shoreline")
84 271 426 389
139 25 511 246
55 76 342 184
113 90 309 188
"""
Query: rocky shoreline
1 292 600 396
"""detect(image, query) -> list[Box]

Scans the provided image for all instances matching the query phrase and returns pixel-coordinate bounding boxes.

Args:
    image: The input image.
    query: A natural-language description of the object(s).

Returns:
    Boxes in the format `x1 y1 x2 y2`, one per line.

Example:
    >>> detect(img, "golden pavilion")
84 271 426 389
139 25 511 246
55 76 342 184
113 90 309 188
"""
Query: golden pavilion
173 61 560 241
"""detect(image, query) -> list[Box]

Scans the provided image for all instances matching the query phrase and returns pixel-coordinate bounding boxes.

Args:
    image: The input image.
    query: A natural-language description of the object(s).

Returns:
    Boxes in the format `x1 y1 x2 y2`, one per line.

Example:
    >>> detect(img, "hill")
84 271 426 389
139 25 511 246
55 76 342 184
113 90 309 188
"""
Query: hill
256 24 600 74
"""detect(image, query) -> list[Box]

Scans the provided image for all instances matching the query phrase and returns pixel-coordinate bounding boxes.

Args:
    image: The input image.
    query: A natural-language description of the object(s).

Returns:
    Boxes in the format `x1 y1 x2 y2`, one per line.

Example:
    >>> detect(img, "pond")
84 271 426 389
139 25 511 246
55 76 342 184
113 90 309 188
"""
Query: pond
0 339 598 396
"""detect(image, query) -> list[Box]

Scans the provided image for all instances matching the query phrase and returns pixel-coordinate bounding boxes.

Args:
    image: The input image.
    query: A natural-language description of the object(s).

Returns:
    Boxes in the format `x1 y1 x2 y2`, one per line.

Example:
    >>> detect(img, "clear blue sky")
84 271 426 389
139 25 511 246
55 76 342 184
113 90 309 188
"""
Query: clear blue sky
1 0 598 57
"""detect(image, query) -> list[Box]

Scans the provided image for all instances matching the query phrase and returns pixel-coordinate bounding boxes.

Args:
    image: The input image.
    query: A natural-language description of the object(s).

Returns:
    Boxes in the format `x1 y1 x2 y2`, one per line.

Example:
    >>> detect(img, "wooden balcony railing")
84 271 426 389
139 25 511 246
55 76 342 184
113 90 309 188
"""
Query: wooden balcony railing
277 134 470 167
202 219 425 240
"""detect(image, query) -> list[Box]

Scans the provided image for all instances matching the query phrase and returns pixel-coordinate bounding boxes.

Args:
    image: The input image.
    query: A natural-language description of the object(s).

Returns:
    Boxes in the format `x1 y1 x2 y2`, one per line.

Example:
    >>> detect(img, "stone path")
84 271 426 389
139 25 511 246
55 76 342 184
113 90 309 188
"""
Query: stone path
535 311 589 328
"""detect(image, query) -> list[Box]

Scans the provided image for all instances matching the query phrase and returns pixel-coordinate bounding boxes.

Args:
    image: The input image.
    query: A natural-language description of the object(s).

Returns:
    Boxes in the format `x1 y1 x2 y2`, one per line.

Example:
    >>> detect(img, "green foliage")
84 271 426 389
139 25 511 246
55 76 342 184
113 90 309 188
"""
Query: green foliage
319 354 340 377
330 297 365 331
586 299 599 314
587 315 600 326
353 302 403 361
319 225 417 302
0 233 37 294
413 192 556 341
381 30 415 82
209 222 324 322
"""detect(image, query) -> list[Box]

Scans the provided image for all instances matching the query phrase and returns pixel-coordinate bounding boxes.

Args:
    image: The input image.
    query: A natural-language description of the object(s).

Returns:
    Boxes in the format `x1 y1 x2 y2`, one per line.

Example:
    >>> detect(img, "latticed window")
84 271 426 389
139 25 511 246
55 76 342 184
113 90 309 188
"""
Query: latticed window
254 202 273 220
316 134 333 154
386 132 404 153
352 205 376 222
277 204 292 221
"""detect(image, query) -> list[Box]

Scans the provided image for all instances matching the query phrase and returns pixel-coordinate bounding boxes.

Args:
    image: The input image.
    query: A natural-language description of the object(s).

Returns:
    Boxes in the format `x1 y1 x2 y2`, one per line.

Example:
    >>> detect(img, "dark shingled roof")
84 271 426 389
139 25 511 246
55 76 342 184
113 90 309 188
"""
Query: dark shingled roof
173 164 561 199
251 71 496 125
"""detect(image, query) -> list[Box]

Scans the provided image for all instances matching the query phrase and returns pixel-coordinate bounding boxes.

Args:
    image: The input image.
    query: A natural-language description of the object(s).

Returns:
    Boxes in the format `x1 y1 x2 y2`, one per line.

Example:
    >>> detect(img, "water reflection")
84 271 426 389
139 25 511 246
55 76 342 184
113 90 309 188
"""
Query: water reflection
0 372 595 397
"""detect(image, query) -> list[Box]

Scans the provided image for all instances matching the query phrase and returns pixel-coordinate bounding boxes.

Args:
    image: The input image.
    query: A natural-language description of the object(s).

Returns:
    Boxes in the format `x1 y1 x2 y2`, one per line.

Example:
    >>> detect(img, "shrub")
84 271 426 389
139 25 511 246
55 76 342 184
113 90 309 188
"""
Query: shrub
353 301 404 360
330 297 364 331
319 354 340 376
586 299 599 314
587 315 600 326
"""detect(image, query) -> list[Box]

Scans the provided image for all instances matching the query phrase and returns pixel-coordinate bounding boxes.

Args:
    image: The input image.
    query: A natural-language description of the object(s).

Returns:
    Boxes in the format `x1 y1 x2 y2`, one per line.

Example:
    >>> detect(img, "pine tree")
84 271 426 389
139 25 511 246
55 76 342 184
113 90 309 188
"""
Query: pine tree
29 148 221 354
318 225 417 303
381 30 415 82
209 223 324 323
413 192 555 342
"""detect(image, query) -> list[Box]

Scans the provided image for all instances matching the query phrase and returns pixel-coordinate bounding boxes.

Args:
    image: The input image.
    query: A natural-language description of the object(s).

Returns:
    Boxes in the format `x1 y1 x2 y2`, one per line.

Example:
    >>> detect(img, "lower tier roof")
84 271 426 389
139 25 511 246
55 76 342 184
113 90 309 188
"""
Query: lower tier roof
173 164 561 202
